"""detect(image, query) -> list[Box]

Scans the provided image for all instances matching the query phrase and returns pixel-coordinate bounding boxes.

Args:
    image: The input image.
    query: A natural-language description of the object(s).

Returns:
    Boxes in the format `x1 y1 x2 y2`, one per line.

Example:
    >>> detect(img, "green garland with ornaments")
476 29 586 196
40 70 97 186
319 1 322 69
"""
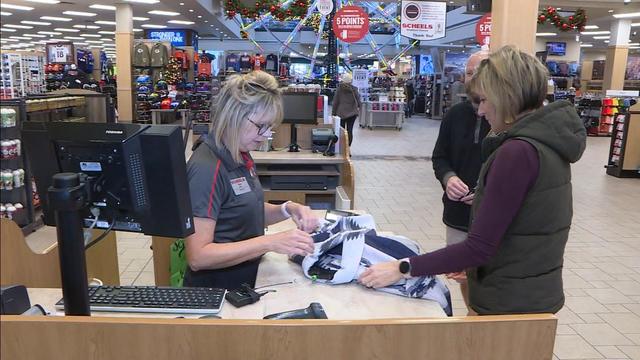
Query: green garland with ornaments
537 6 587 32
224 0 310 20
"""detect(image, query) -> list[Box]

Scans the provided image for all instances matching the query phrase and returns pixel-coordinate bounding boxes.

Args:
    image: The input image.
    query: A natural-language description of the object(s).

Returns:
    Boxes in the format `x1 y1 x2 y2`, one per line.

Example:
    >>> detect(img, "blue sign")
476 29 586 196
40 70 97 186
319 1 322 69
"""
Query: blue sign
147 30 186 46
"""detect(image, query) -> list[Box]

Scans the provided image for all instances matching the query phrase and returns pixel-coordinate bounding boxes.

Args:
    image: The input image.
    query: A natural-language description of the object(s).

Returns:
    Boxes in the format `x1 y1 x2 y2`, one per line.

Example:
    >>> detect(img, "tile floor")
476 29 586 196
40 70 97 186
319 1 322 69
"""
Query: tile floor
25 114 640 359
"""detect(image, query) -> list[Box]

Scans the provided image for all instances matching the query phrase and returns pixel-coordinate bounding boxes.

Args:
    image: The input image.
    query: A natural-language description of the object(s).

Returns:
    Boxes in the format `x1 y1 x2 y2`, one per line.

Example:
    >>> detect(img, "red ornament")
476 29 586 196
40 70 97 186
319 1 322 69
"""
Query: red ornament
569 16 574 21
562 23 569 30
547 6 555 14
228 10 236 17
270 5 276 12
539 14 546 22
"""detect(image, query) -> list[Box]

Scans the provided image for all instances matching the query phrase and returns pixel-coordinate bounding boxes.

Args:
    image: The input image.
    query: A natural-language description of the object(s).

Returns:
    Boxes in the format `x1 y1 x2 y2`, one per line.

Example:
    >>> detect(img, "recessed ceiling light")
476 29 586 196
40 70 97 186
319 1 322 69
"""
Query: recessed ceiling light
536 32 557 37
583 25 599 30
101 38 112 41
24 0 60 3
89 45 103 48
4 24 34 29
21 20 51 25
556 7 561 10
210 24 214 27
63 36 84 40
604 40 610 43
0 11 13 16
37 31 62 35
85 40 103 43
133 28 143 32
141 24 168 28
168 20 195 25
102 43 115 46
580 43 593 47
80 34 101 37
98 30 115 34
197 15 202 18
188 9 194 12
9 36 32 40
593 36 610 39
0 4 34 11
125 0 160 3
608 9 614 13
148 10 180 16
73 24 100 29
90 4 117 10
179 2 184 4
633 23 640 27
133 17 150 21
204 20 208 23
613 12 640 19
23 33 46 37
580 31 610 35
41 16 72 21
73 42 88 45
95 21 116 25
1 38 19 41
63 11 97 17
54 28 80 32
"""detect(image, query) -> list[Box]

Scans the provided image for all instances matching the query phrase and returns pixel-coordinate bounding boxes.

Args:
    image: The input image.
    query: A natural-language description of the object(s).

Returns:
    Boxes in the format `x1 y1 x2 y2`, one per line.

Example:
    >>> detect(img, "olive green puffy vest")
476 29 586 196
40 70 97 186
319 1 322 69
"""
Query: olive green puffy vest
466 101 586 315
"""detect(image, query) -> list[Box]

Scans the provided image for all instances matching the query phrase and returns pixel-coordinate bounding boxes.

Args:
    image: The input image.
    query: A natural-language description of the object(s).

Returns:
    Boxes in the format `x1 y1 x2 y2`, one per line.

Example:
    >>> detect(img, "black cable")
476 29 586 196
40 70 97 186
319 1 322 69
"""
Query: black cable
253 280 295 291
84 221 115 250
258 289 277 297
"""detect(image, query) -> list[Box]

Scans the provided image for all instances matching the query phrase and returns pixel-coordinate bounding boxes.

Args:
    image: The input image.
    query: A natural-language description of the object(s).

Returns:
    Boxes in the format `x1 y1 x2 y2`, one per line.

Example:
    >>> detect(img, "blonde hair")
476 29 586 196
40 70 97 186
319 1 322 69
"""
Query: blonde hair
210 71 283 163
470 45 548 125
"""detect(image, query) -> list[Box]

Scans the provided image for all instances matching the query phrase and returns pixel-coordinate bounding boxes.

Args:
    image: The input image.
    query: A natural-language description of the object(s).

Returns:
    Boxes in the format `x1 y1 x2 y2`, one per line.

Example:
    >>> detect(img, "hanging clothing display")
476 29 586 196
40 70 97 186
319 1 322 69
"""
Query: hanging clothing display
225 53 240 72
133 43 151 67
265 53 278 73
293 215 452 316
150 42 169 68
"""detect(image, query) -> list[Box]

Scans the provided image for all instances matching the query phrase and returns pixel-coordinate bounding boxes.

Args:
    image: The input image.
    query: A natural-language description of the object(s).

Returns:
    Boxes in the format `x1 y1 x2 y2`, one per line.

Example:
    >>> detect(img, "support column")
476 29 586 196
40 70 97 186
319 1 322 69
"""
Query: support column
90 48 101 82
603 19 631 92
490 0 539 54
115 3 134 122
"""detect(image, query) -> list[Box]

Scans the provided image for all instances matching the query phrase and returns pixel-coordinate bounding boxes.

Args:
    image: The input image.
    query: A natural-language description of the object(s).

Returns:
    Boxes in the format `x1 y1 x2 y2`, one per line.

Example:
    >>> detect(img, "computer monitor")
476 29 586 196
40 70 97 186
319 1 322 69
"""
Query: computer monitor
281 92 318 152
546 42 566 56
22 121 195 239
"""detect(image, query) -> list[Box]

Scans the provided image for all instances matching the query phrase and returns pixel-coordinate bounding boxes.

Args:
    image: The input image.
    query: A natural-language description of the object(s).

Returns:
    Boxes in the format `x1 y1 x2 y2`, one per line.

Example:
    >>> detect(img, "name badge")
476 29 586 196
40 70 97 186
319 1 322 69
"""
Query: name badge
230 177 252 196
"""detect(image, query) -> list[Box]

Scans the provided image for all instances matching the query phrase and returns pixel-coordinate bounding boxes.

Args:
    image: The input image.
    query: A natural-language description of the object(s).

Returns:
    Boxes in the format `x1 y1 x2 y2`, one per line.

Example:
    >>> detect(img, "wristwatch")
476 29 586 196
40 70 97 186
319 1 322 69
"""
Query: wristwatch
399 259 412 278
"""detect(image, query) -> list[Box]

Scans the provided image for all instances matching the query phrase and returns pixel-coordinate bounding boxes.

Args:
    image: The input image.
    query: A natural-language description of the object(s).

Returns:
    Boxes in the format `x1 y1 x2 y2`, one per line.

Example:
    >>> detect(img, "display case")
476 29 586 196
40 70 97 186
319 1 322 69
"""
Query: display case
605 102 640 178
0 99 37 232
359 101 404 130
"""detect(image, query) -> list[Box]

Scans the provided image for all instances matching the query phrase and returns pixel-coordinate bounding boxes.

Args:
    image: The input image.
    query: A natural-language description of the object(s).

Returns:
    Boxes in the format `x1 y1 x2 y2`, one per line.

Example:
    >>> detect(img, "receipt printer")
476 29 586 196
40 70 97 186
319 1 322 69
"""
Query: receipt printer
311 128 337 154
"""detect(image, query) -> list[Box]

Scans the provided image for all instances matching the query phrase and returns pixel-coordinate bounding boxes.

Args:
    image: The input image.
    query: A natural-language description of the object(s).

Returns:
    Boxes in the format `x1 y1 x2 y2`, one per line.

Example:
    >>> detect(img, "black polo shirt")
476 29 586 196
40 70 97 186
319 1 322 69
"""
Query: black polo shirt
182 134 265 290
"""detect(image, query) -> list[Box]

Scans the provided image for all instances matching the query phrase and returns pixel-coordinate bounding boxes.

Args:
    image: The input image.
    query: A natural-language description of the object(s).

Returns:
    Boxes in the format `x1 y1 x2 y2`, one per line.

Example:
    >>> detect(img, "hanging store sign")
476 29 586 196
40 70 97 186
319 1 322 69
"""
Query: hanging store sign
400 1 446 41
475 13 492 46
332 6 369 43
352 68 369 88
317 0 333 16
147 30 187 46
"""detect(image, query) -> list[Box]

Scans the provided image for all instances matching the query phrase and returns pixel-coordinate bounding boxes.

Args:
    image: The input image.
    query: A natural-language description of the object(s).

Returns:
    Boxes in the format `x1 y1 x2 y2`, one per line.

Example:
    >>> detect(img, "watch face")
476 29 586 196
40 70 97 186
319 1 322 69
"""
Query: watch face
399 260 411 274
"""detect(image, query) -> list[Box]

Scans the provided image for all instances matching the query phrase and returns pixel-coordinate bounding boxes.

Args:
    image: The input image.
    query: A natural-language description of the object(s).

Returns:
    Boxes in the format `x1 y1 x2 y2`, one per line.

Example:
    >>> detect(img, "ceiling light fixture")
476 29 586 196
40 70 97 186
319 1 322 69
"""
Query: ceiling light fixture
197 15 202 18
148 10 180 16
24 0 60 3
608 9 614 13
613 12 640 19
63 11 97 17
37 31 62 35
0 4 34 11
21 20 51 25
40 16 72 21
125 0 160 3
179 2 184 4
141 24 168 28
89 4 117 10
168 20 195 25
95 21 116 25
0 11 13 16
536 32 557 36
73 42 89 45
85 40 103 43
580 31 610 35
3 24 34 29
593 36 610 39
188 9 194 12
580 43 593 47
9 36 32 40
23 33 46 37
80 34 102 37
98 30 115 34
101 38 113 41
133 28 143 32
63 36 84 40
54 28 80 32
73 24 100 29
583 25 599 30
133 17 150 21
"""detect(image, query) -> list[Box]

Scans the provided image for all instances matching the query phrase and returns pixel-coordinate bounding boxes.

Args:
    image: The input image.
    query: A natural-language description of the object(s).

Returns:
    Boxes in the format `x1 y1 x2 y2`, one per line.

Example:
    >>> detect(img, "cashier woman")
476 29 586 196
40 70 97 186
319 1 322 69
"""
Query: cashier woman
184 71 318 290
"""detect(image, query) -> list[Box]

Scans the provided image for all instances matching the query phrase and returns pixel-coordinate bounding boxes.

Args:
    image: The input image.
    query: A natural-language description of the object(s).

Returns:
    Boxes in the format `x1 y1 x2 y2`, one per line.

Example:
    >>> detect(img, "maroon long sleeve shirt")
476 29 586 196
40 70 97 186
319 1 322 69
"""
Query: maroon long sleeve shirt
410 139 540 276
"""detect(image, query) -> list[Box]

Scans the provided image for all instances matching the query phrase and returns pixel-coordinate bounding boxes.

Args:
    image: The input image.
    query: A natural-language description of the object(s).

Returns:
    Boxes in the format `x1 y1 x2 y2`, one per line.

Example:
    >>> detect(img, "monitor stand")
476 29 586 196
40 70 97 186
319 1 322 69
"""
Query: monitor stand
288 123 300 152
48 172 91 316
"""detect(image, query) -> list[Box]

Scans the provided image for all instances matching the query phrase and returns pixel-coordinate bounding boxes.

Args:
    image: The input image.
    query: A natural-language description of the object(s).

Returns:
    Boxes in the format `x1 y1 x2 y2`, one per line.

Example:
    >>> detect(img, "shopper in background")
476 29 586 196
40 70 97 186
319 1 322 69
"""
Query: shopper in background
359 45 587 315
430 49 489 309
332 73 362 147
404 79 415 118
184 71 318 290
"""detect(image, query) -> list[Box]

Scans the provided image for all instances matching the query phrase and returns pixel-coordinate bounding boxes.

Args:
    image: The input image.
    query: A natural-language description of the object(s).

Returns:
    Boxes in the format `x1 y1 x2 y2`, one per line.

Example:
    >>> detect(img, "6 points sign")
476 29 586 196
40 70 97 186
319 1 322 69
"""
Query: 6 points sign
400 1 446 41
332 6 369 43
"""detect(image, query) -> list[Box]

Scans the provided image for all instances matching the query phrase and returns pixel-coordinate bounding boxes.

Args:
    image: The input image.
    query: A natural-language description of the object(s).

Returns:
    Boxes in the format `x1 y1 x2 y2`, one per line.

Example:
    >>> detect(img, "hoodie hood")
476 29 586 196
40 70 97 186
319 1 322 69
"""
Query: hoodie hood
483 101 587 163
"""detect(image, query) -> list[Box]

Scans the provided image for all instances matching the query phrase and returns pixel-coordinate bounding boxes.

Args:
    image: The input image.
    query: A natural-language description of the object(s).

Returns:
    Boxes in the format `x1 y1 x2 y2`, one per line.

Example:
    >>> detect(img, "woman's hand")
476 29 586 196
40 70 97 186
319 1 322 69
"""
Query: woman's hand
287 202 320 233
267 229 315 257
358 261 404 289
446 176 469 201
459 192 475 205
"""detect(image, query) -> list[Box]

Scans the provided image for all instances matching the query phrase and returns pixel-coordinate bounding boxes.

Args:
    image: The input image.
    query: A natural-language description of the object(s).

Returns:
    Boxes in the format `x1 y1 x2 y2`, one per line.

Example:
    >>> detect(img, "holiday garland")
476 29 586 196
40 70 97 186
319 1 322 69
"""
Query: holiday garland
538 7 587 32
224 0 310 20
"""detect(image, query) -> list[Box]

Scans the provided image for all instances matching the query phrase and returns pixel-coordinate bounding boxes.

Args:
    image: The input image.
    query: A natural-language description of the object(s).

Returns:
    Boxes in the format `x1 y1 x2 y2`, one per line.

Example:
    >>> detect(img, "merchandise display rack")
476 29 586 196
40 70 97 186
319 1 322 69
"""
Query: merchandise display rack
576 97 603 135
0 99 37 233
1 53 46 99
605 100 640 178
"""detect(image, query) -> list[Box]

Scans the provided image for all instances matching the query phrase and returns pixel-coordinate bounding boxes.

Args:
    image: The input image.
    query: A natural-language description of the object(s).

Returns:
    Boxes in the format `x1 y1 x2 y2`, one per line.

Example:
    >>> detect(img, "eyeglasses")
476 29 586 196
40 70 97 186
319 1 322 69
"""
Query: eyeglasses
247 118 272 136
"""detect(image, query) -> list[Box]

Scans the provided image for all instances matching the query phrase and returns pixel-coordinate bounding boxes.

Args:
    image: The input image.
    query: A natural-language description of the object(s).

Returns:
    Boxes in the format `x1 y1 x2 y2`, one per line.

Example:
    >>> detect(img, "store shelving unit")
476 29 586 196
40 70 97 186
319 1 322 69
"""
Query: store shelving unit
1 53 46 99
0 99 38 233
576 98 603 135
605 101 639 178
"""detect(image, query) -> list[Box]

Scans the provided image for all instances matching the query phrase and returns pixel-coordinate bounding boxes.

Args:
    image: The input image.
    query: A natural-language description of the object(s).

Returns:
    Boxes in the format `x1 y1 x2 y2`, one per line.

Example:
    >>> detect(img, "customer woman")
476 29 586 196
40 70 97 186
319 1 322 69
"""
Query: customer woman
332 73 362 146
359 45 587 315
184 71 318 290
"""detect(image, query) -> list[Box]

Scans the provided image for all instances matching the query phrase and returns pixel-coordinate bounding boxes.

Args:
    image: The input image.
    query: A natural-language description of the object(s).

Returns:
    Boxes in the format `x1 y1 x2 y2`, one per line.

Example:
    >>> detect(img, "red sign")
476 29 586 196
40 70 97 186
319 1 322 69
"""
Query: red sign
332 6 369 43
475 13 492 46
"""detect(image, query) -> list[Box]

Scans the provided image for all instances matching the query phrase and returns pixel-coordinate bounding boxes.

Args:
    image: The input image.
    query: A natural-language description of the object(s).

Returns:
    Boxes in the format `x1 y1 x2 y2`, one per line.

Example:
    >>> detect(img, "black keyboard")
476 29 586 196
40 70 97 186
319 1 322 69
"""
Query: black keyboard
55 286 226 315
